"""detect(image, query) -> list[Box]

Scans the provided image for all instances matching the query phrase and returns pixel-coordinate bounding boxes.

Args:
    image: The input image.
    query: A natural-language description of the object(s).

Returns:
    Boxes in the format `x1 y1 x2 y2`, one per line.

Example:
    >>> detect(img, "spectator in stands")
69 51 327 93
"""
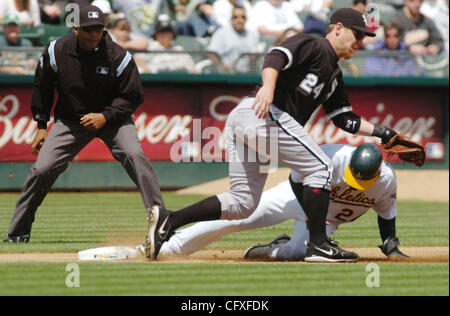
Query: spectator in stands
290 0 333 36
0 0 41 27
134 16 199 73
212 0 253 28
272 27 300 46
175 0 220 37
290 0 334 22
351 0 366 14
112 0 170 38
365 22 420 76
420 0 449 54
0 13 33 47
91 0 112 28
0 13 37 75
169 0 202 23
390 0 443 56
70 0 91 6
207 5 260 72
38 0 68 24
247 0 303 40
109 18 150 50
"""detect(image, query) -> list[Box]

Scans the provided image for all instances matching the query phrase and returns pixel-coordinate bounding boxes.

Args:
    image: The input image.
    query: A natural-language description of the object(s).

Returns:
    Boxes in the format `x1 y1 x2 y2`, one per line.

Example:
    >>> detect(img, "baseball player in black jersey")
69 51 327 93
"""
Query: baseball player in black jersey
145 8 401 262
3 5 165 243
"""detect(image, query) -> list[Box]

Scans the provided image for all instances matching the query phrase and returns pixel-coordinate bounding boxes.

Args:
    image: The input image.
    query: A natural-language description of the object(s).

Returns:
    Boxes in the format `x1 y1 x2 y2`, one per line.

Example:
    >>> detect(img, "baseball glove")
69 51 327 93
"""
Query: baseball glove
382 134 426 167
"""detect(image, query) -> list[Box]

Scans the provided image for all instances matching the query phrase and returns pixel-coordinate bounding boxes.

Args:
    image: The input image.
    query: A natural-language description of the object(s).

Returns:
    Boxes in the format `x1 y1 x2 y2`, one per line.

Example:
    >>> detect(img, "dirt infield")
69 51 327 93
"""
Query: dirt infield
176 169 449 202
0 247 447 263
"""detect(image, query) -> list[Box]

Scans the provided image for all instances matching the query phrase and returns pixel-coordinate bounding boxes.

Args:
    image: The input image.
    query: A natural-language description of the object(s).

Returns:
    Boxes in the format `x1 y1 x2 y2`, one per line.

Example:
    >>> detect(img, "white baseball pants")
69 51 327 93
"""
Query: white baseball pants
161 180 336 260
216 97 331 221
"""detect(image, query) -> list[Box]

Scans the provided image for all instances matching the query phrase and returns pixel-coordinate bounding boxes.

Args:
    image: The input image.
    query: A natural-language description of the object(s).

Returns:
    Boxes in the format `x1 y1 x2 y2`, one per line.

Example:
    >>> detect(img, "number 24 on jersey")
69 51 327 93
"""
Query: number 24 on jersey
299 73 337 100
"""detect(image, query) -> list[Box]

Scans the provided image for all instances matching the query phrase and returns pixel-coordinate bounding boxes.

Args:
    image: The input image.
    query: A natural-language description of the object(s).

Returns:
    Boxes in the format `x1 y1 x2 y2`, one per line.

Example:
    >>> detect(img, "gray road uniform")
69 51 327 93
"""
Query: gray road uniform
218 34 362 221
6 32 164 237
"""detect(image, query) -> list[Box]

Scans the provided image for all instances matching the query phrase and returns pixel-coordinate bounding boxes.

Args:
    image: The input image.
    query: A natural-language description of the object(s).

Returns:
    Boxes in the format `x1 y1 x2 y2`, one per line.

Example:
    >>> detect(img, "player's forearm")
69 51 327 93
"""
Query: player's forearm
358 118 397 144
356 118 374 136
260 50 286 90
260 67 279 90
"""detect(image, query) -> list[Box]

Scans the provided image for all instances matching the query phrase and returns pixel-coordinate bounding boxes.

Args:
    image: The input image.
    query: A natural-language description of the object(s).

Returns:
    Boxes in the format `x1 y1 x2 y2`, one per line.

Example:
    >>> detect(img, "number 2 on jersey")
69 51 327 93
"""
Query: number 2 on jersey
335 209 364 222
335 209 354 221
299 73 323 99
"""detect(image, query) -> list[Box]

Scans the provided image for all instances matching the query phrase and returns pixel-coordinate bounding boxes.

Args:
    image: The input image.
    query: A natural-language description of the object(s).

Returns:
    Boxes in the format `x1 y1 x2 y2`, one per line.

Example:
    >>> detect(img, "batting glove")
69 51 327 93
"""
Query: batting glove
378 236 409 259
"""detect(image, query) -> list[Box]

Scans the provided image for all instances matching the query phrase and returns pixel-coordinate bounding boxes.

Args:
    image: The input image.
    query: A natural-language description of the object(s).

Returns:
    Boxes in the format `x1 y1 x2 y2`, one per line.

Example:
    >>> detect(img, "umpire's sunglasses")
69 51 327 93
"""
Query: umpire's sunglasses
81 25 104 33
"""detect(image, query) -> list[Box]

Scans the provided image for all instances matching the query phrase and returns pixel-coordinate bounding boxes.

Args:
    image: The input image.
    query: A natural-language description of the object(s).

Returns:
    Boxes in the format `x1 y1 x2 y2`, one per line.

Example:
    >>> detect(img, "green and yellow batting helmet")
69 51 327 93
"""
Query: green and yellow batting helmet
345 143 382 190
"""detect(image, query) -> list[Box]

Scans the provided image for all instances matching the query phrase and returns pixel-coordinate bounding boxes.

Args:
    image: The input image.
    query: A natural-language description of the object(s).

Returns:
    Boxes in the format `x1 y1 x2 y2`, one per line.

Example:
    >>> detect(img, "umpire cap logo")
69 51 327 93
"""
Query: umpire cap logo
88 11 99 19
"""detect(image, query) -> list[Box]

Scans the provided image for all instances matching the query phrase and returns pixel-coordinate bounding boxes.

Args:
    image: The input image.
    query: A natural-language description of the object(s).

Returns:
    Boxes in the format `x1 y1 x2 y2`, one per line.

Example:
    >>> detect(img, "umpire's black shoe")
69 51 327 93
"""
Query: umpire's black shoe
3 234 30 243
304 238 358 263
145 206 174 260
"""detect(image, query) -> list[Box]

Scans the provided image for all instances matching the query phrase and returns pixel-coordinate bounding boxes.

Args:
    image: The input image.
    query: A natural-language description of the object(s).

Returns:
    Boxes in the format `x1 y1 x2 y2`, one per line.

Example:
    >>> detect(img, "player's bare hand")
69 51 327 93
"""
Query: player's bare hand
31 129 48 155
252 85 274 119
80 113 106 131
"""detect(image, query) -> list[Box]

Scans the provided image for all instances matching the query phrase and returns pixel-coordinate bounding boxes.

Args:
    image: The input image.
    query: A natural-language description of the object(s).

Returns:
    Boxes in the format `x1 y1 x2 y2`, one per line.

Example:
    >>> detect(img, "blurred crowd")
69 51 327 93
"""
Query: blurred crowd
0 0 449 75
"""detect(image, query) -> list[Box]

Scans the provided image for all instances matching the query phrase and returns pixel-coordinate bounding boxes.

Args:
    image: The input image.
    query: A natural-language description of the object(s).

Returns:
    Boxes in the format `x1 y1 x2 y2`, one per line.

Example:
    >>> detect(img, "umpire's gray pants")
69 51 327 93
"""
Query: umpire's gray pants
8 118 164 236
217 97 331 220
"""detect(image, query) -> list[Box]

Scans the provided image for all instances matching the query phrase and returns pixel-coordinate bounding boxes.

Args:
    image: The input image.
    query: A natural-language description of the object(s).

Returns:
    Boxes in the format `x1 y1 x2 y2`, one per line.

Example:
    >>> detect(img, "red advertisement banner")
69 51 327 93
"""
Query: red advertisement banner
0 83 446 163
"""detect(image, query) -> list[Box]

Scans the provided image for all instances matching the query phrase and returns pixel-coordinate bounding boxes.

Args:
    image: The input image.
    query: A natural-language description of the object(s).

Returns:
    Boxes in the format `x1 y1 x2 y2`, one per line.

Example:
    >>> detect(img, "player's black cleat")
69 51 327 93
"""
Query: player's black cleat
3 234 30 243
304 238 358 263
145 206 174 260
244 234 291 260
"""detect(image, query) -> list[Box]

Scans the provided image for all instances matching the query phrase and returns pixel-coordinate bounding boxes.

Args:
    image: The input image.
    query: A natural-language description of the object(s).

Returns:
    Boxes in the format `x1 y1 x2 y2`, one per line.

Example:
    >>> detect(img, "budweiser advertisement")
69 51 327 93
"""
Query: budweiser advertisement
0 84 446 163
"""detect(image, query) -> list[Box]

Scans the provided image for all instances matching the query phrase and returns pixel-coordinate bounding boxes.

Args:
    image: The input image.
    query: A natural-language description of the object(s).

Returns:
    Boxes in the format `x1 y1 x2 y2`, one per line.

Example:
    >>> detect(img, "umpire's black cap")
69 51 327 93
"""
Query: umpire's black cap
330 8 376 37
77 5 105 28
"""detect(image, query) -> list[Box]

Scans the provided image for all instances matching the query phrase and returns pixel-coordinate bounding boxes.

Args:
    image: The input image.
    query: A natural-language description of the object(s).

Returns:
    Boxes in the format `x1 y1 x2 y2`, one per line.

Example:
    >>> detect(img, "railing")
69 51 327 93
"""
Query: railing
0 47 44 75
338 50 449 78
0 47 448 78
233 50 449 77
131 50 225 74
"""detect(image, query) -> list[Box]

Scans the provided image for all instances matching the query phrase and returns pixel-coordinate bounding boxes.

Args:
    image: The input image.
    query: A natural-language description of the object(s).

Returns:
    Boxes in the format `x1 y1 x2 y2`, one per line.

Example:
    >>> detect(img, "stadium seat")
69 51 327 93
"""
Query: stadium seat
173 35 211 64
13 24 42 46
35 24 73 47
174 35 207 51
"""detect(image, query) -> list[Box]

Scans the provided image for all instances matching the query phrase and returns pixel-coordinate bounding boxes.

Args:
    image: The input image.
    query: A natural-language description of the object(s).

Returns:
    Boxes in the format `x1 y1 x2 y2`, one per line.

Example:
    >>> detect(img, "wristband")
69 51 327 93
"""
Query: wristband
372 125 397 144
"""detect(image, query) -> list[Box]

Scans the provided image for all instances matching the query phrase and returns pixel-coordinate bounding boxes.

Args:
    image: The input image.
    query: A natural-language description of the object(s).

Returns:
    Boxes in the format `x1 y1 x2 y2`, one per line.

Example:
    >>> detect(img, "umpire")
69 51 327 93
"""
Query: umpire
3 5 165 242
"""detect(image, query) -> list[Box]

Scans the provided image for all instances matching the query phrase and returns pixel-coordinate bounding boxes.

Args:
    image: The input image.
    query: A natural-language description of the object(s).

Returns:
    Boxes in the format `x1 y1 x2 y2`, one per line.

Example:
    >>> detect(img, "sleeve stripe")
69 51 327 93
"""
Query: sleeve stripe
328 106 353 119
269 46 293 70
116 51 132 77
48 40 58 73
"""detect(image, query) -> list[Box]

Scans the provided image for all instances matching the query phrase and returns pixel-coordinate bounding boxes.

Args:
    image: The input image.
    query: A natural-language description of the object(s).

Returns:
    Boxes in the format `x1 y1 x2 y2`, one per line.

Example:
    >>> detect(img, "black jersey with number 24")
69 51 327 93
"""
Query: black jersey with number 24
270 34 353 126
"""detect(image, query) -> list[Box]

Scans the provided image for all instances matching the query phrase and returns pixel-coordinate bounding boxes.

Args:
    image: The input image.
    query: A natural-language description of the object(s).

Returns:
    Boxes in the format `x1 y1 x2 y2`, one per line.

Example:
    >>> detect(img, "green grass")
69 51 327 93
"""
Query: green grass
0 193 447 252
0 192 448 296
0 262 447 296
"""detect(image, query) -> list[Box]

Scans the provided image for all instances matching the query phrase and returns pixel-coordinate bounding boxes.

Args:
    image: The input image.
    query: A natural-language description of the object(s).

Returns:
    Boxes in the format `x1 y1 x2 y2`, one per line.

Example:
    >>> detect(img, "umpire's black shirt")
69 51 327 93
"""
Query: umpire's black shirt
267 34 352 126
31 31 144 126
